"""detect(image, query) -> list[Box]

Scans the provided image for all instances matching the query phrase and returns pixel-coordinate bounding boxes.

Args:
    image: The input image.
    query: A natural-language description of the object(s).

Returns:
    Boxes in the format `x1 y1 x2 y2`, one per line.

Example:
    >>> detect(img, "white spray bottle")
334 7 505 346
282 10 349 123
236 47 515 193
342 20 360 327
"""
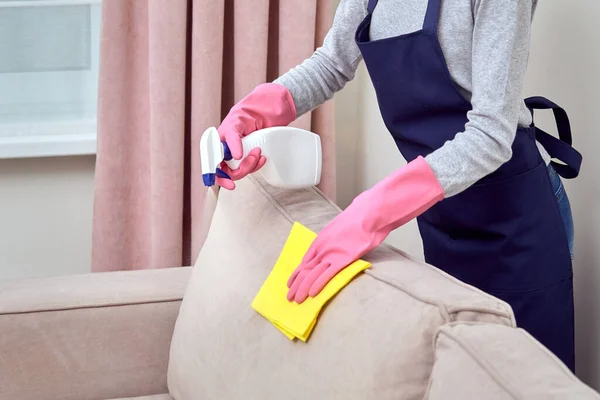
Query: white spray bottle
200 126 322 188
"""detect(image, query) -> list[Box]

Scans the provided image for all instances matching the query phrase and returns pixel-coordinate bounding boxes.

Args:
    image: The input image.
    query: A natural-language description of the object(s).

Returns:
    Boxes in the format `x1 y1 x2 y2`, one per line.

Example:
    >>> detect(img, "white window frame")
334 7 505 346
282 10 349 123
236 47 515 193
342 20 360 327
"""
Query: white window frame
0 0 101 159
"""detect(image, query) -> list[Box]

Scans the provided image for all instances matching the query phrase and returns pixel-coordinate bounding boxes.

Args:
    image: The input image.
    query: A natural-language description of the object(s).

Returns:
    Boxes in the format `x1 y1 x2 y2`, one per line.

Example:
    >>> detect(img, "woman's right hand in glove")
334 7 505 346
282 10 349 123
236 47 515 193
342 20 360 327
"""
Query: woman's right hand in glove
215 83 296 189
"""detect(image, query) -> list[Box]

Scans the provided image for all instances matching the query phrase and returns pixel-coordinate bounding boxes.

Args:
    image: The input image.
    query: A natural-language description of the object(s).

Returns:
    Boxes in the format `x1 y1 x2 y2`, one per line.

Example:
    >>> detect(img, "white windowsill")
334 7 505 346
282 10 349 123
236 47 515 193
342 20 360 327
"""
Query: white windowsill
0 120 97 158
0 133 96 159
0 0 102 8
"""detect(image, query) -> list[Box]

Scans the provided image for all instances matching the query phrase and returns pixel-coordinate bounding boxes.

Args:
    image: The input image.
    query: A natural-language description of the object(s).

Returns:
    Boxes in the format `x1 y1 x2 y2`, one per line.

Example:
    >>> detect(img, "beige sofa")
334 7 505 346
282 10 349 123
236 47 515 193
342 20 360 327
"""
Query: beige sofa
1 176 599 400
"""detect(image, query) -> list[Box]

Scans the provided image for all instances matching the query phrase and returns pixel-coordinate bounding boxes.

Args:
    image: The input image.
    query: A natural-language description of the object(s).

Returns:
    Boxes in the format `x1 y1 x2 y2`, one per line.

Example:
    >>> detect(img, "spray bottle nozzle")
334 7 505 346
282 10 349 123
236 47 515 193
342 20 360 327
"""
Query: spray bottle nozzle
200 127 229 187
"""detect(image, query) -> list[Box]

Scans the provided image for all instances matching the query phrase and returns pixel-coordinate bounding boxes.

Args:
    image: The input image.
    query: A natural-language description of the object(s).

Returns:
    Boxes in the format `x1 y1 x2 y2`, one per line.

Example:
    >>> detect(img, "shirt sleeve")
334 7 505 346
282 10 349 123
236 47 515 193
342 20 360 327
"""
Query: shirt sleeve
424 0 536 197
274 0 368 116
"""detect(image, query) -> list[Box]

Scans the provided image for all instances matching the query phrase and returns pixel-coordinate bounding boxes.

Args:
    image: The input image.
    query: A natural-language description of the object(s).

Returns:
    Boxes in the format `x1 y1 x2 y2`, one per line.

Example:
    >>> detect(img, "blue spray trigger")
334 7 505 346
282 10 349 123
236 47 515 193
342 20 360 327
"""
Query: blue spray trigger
222 141 233 161
216 168 231 180
202 173 216 187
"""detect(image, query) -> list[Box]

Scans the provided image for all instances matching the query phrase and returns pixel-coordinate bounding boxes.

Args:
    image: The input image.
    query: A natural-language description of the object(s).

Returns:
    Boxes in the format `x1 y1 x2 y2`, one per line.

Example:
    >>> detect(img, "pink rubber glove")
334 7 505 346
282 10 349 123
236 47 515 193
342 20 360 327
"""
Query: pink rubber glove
215 147 266 190
287 156 445 303
216 83 296 189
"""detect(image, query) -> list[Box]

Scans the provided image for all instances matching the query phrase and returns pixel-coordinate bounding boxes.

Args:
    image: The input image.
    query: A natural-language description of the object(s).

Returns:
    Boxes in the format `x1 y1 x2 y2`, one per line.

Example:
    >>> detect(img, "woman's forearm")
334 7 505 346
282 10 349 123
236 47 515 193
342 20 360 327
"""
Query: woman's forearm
425 0 537 197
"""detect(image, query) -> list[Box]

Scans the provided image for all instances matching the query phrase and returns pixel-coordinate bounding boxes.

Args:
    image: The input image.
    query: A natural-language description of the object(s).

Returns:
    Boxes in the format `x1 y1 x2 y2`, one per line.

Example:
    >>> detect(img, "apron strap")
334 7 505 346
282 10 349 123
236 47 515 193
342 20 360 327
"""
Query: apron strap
367 0 379 14
525 96 583 179
422 0 442 33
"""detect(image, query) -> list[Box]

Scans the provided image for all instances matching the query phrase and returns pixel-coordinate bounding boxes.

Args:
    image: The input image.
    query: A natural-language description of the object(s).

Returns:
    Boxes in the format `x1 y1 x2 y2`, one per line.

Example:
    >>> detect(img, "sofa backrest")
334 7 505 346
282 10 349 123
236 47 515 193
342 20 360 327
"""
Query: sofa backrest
167 177 515 400
427 322 600 399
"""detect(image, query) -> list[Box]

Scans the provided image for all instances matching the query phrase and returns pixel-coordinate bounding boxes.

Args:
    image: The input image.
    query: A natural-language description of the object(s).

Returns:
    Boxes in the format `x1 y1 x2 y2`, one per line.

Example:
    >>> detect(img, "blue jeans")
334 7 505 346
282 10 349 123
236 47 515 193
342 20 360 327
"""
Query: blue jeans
548 164 575 260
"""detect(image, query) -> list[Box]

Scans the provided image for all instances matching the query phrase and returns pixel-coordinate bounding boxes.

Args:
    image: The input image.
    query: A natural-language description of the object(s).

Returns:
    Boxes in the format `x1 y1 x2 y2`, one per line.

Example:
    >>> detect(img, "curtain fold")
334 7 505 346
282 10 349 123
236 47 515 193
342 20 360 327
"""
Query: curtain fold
92 0 334 272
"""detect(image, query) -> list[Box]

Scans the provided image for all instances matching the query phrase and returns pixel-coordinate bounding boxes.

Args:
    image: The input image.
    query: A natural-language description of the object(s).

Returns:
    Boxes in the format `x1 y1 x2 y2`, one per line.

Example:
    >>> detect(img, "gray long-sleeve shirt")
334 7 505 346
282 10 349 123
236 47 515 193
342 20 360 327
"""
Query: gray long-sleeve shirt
275 0 548 197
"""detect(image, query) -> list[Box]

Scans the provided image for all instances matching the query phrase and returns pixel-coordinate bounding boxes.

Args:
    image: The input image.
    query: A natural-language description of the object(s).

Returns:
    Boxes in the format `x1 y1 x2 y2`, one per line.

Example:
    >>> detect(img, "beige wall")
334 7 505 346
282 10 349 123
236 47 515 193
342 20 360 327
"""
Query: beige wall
524 0 600 387
0 156 95 279
335 0 600 388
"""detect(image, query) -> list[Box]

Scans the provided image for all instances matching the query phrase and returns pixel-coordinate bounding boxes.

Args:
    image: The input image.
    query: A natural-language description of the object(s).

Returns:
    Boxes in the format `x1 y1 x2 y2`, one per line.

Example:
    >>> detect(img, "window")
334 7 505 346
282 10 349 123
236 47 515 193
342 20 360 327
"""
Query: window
0 0 101 158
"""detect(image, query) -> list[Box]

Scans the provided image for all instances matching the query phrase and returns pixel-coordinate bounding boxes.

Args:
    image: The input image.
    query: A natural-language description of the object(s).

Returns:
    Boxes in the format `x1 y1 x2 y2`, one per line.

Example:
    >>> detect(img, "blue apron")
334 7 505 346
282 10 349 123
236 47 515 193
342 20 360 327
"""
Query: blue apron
355 0 583 371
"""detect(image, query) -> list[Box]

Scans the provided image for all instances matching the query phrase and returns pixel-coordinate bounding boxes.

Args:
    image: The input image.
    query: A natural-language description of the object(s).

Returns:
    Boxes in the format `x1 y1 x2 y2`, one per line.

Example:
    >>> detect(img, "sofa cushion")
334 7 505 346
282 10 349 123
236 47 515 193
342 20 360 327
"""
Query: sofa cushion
0 268 189 400
427 323 600 399
168 176 515 400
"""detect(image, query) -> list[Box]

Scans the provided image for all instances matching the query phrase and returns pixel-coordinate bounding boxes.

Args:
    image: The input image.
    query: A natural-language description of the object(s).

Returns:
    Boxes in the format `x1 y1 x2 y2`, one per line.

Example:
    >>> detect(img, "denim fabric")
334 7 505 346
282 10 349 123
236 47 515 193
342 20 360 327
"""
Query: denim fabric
548 164 575 260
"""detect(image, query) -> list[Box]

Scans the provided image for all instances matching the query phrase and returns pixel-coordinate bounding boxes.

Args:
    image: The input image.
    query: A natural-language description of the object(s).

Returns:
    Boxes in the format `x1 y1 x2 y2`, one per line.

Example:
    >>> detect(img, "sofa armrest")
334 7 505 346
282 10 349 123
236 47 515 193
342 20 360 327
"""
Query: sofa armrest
0 267 191 400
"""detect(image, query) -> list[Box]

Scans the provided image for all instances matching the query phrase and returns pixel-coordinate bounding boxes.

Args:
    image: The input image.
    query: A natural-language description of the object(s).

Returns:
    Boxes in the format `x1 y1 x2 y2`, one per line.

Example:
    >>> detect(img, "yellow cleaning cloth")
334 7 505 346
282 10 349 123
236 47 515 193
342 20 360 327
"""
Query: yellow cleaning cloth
251 222 371 341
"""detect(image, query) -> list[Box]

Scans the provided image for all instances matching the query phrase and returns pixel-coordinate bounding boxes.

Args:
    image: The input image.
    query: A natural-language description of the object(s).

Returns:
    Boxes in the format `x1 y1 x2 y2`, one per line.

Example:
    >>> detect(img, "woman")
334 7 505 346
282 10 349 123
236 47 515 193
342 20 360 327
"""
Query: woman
215 0 581 370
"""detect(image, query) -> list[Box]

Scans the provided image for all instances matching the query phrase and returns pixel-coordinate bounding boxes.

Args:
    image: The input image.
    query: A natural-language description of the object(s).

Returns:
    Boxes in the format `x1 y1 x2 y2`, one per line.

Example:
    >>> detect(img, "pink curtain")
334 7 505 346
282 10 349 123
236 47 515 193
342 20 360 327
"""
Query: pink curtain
92 0 335 272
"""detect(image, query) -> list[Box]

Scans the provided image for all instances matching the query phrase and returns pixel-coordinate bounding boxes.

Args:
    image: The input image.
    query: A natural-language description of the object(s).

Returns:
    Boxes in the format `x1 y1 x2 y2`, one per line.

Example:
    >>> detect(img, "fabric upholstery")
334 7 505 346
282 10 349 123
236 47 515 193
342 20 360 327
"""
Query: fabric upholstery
167 176 515 400
427 323 600 399
92 0 335 272
0 268 190 400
